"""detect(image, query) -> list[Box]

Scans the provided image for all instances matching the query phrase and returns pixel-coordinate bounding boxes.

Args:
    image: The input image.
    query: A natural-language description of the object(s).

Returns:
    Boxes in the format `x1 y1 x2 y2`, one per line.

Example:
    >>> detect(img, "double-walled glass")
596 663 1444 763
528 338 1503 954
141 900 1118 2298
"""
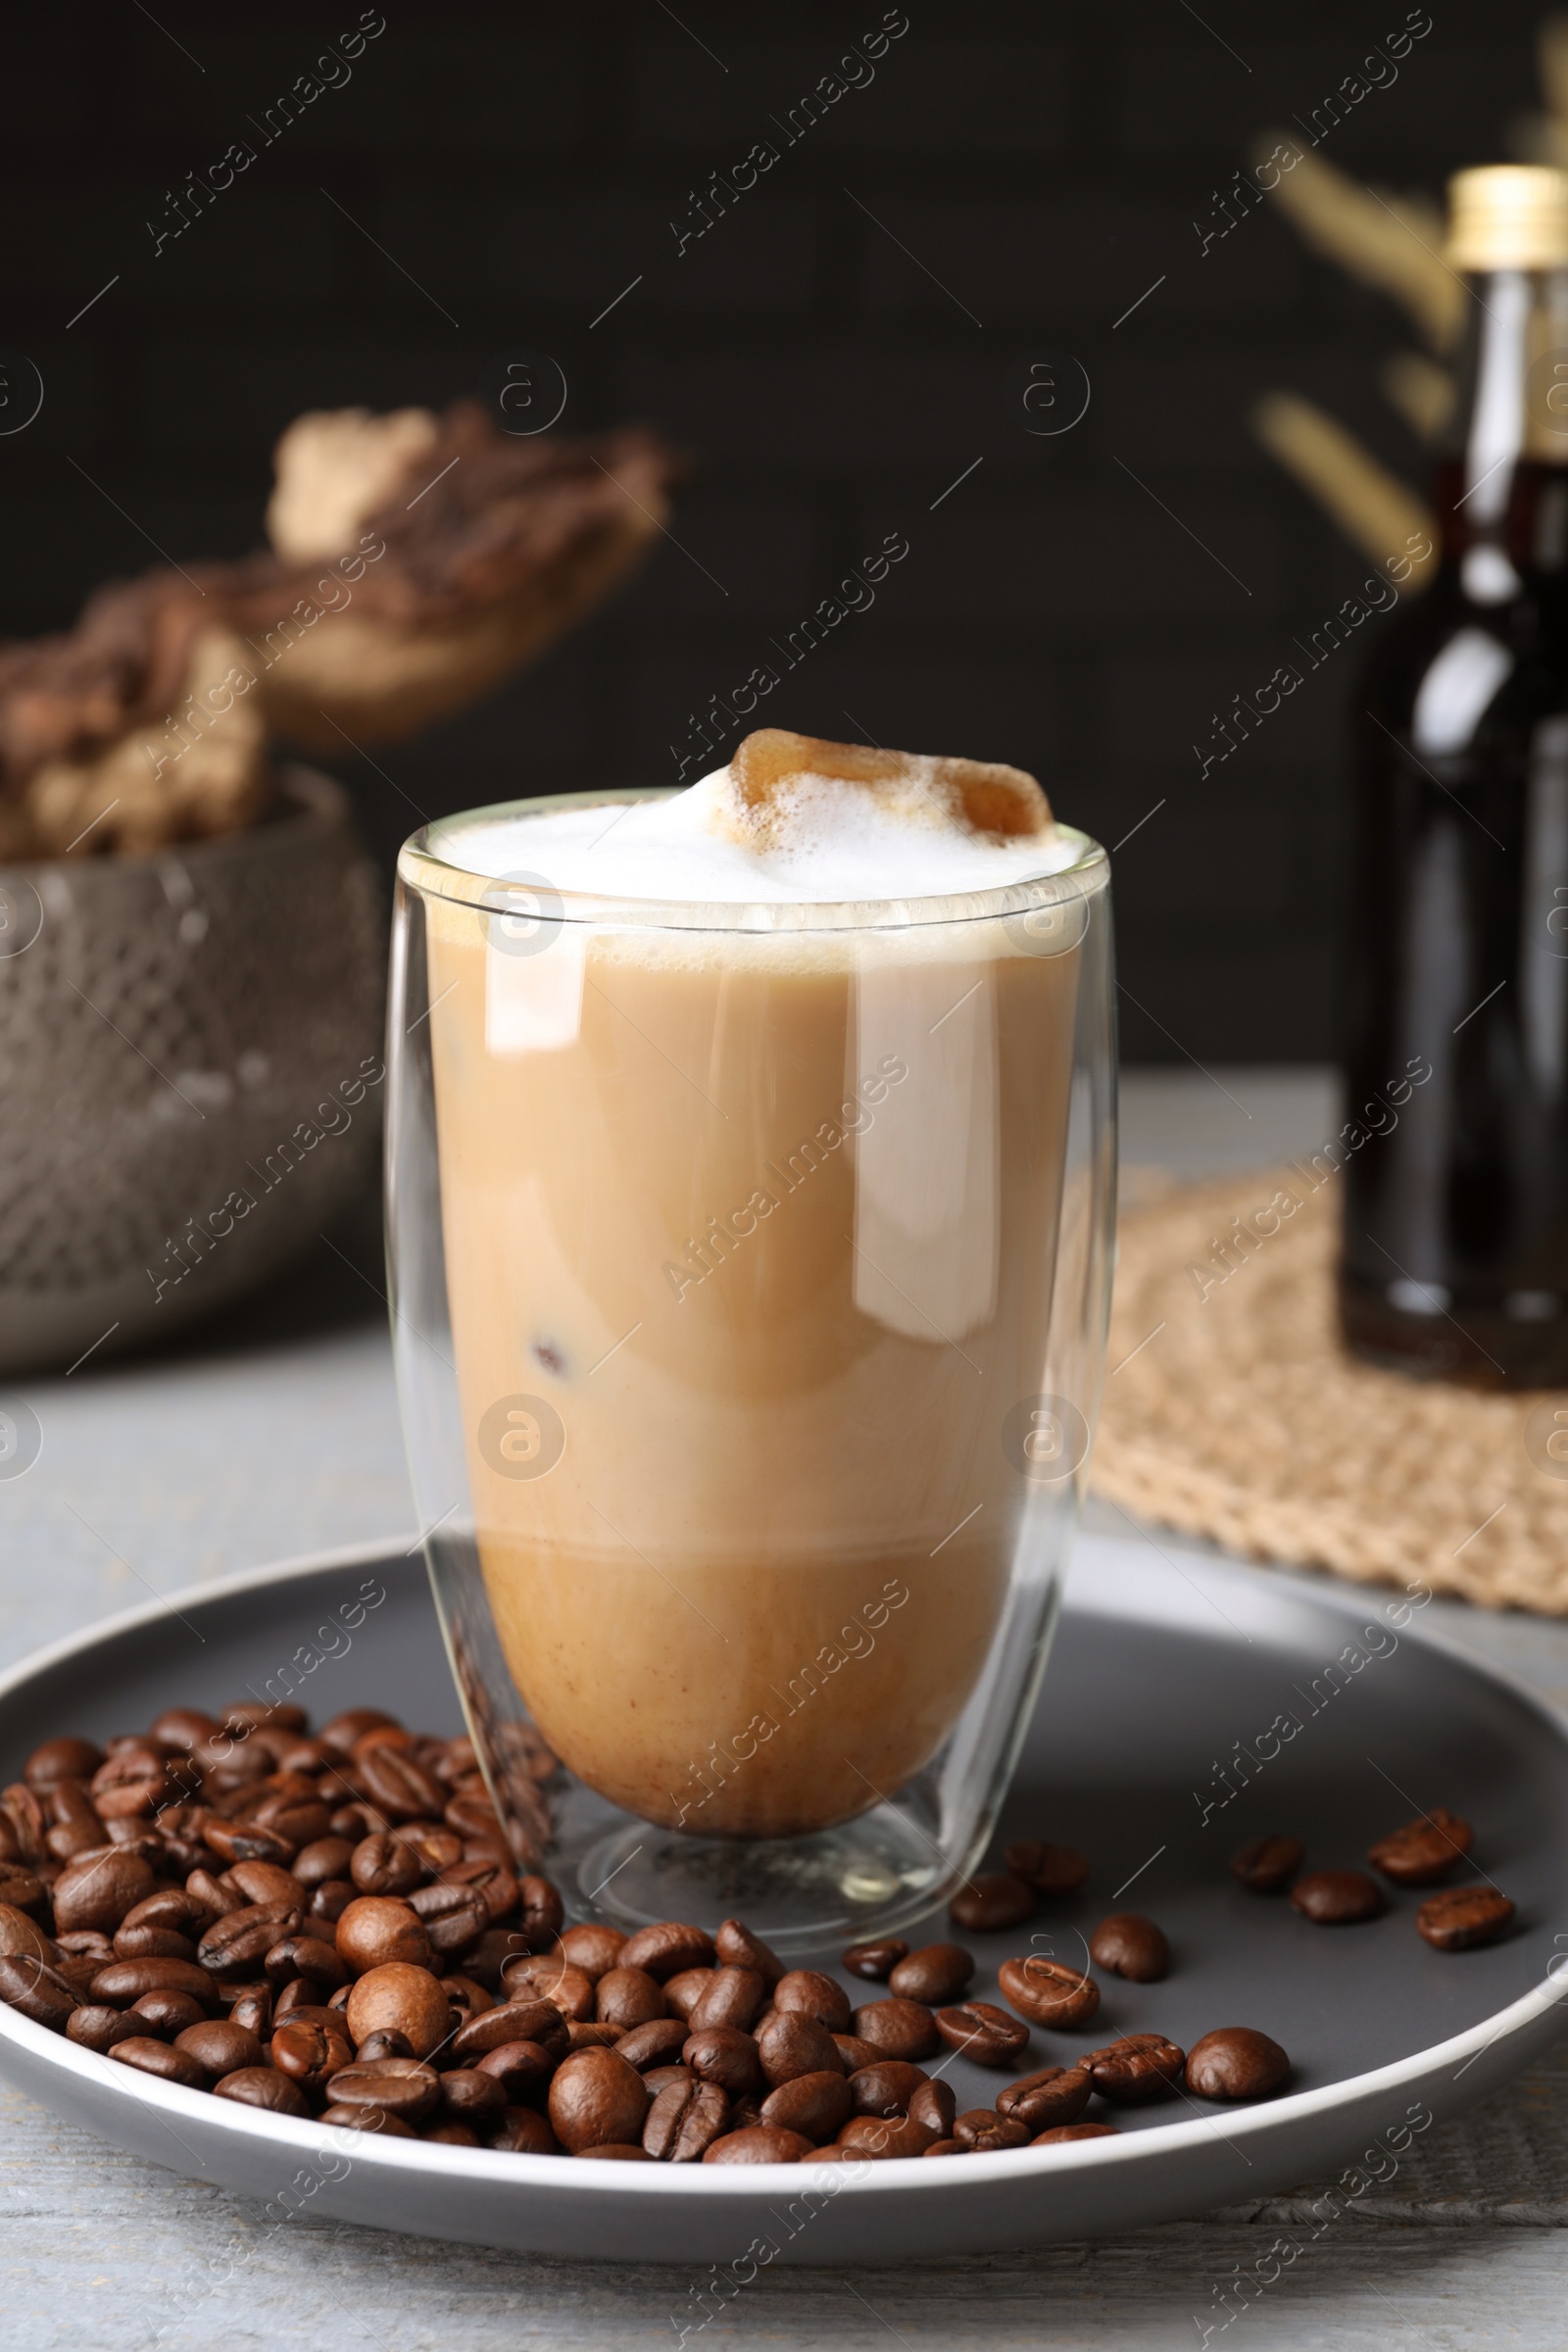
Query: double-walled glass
388 792 1115 1948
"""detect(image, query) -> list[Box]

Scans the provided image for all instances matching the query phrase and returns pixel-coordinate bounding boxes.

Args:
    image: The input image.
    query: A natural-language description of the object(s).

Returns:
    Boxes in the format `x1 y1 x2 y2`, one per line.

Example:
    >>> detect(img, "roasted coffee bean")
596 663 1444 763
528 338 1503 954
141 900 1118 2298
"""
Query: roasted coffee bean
703 2125 811 2164
357 1744 448 1824
595 1966 666 2033
440 1974 492 2026
908 2079 957 2136
851 1999 941 2062
643 2064 693 2096
392 1821 465 1876
253 1798 333 1850
89 1755 171 1820
356 2029 416 2064
292 1837 356 1891
24 1737 104 1788
1088 1914 1169 1983
615 2018 691 2071
265 1935 346 1991
90 1958 219 2012
45 1783 106 1863
500 1953 595 2022
761 2069 854 2144
572 2143 652 2159
997 1955 1100 2030
996 2065 1093 2131
1034 2122 1119 2141
55 1954 106 1998
516 1876 564 1945
329 1802 386 1843
308 1881 356 1929
452 1997 569 2063
842 1937 908 1981
336 1896 432 1976
618 1921 715 1981
0 1954 79 2028
848 2060 930 2118
318 1709 400 1757
325 2057 440 2122
644 2076 731 2161
319 2104 416 2137
934 2001 1029 2068
686 1966 764 2034
0 1901 54 1964
270 2016 356 2091
953 2108 1031 2151
1290 1871 1385 1926
571 2023 623 2052
202 1818 298 1870
1230 1834 1303 1893
713 1918 785 1984
436 2068 506 2125
458 1927 534 1992
1369 1809 1474 1887
757 2012 846 2085
802 2143 875 2164
1004 1840 1091 1896
197 1902 305 1980
558 1924 626 1982
56 1929 115 1965
118 1889 209 1944
52 1847 156 1934
950 1872 1035 1933
477 2037 559 2096
889 1944 974 2005
1081 2034 1185 2104
345 1962 452 2060
443 1792 504 1844
222 1860 306 1910
350 1834 423 1898
0 1790 40 1867
833 2033 883 2073
186 1870 244 1921
173 2020 264 2082
489 2104 563 2154
406 1883 491 1956
1417 1886 1516 1950
0 1865 46 1919
686 2024 767 2098
548 2046 650 2151
128 1988 207 2037
226 1984 272 2038
273 1978 338 2025
837 2115 936 2158
67 2003 142 2053
423 2120 480 2145
772 1970 852 2034
662 1968 714 2022
922 2138 966 2157
1185 2028 1290 2100
109 2036 205 2088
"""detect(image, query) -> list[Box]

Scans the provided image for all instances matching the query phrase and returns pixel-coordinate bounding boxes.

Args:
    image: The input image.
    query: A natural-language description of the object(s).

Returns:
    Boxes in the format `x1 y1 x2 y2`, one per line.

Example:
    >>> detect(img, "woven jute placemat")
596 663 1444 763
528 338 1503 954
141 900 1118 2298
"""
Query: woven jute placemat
1092 1167 1568 1613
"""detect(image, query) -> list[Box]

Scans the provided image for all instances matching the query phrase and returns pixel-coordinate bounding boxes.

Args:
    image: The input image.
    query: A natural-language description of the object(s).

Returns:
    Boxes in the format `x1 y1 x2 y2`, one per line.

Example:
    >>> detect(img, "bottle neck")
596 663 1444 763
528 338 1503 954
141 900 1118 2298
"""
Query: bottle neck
1436 265 1568 591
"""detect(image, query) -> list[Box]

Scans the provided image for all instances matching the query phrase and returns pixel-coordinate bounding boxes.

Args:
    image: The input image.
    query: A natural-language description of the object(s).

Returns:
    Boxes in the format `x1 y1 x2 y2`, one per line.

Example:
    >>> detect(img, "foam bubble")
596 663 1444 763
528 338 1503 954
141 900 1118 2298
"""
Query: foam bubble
435 767 1083 907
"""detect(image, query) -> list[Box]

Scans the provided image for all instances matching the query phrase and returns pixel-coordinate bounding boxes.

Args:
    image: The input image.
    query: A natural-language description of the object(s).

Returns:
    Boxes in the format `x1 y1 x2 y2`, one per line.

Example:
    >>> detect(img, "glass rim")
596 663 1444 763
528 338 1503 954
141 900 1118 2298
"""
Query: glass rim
396 787 1109 935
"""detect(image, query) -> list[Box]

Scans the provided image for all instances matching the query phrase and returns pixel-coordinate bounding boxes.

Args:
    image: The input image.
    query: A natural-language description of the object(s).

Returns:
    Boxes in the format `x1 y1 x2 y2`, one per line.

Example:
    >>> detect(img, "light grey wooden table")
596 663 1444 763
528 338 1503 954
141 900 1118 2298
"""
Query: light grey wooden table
3 1067 1565 2351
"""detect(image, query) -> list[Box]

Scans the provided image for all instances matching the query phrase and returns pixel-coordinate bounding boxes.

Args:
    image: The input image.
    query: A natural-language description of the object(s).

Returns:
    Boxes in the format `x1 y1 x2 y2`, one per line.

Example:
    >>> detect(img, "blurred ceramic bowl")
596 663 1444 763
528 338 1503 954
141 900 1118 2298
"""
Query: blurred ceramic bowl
0 765 385 1376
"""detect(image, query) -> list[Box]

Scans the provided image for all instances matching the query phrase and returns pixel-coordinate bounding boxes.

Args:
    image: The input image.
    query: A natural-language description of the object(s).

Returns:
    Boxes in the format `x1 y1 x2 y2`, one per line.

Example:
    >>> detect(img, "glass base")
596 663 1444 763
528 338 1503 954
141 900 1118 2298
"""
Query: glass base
560 1804 951 1953
1339 1270 1568 1387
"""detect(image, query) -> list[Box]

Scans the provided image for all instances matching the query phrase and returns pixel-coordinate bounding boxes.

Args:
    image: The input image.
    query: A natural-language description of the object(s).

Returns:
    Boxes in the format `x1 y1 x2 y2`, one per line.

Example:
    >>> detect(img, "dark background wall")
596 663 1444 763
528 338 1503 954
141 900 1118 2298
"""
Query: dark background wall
0 1 1547 1058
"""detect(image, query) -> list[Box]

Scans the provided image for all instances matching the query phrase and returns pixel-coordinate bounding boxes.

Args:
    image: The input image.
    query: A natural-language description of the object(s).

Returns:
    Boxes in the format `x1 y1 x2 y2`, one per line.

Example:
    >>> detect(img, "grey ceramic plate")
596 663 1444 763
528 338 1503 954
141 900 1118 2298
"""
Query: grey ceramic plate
1 1534 1564 2266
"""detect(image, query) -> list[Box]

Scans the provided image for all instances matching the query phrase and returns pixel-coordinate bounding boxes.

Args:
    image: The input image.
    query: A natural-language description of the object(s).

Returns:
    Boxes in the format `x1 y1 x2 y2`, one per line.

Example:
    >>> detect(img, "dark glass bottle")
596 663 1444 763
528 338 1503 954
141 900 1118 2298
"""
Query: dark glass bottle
1340 167 1568 1384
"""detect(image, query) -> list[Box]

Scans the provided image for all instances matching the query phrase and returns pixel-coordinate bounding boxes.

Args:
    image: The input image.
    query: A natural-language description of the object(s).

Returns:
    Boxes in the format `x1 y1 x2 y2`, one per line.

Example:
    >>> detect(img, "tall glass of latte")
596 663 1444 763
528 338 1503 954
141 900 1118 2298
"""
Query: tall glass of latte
388 730 1114 1944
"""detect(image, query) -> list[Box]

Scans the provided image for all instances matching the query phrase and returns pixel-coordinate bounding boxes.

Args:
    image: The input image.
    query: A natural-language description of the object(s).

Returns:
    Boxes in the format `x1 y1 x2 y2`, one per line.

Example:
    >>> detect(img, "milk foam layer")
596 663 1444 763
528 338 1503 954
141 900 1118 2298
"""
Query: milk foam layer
432 766 1083 906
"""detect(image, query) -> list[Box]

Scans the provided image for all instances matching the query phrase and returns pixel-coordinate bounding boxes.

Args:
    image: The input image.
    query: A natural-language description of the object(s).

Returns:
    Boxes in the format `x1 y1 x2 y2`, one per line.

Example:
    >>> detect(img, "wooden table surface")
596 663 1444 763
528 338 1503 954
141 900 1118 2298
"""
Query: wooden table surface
4 1067 1565 2350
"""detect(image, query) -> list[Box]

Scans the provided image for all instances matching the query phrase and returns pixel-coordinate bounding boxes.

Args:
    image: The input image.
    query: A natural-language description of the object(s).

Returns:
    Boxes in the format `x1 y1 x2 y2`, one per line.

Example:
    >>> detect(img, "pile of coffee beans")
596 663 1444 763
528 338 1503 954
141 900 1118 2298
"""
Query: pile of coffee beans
0 1700 1507 2164
1224 1808 1514 1948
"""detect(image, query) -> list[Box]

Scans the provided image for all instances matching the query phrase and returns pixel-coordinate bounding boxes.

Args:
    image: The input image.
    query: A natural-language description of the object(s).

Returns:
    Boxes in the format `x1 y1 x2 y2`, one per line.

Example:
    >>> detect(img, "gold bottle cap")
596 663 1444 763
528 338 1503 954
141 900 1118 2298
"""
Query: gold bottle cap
1447 165 1568 270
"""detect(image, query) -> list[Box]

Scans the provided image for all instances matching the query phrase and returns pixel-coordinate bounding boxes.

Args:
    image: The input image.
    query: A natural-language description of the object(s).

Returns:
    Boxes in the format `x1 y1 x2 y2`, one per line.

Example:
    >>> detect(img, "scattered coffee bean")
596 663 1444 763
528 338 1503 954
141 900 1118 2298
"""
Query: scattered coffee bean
109 2036 205 2087
1080 2034 1185 2104
1033 2122 1118 2141
491 2105 562 2154
436 2069 505 2127
756 2011 843 2085
1088 1914 1168 1983
1290 1871 1385 1926
889 1943 974 2005
837 2114 936 2158
344 1962 452 2059
214 2066 309 2117
319 2104 416 2137
500 1953 595 2022
476 2040 559 2098
685 1966 764 2034
614 2018 690 2071
594 1966 666 2033
618 1922 715 1981
1004 1841 1090 1896
0 1902 53 1965
934 2001 1030 2068
1230 1835 1303 1893
953 2109 1031 2151
1416 1886 1516 1951
848 2059 929 2118
549 2046 651 2152
997 1955 1100 2029
173 2021 263 2081
128 1988 206 2037
1369 1809 1473 1886
713 1918 785 1984
842 1936 908 1981
996 2066 1093 2131
66 2004 142 2054
908 2079 956 2136
325 2058 440 2123
644 2077 731 2161
271 2018 356 2094
949 1873 1035 1933
1185 2028 1290 2100
921 2138 966 2157
686 2024 767 2098
761 2070 854 2142
832 2033 882 2072
452 1999 568 2063
703 2125 811 2163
